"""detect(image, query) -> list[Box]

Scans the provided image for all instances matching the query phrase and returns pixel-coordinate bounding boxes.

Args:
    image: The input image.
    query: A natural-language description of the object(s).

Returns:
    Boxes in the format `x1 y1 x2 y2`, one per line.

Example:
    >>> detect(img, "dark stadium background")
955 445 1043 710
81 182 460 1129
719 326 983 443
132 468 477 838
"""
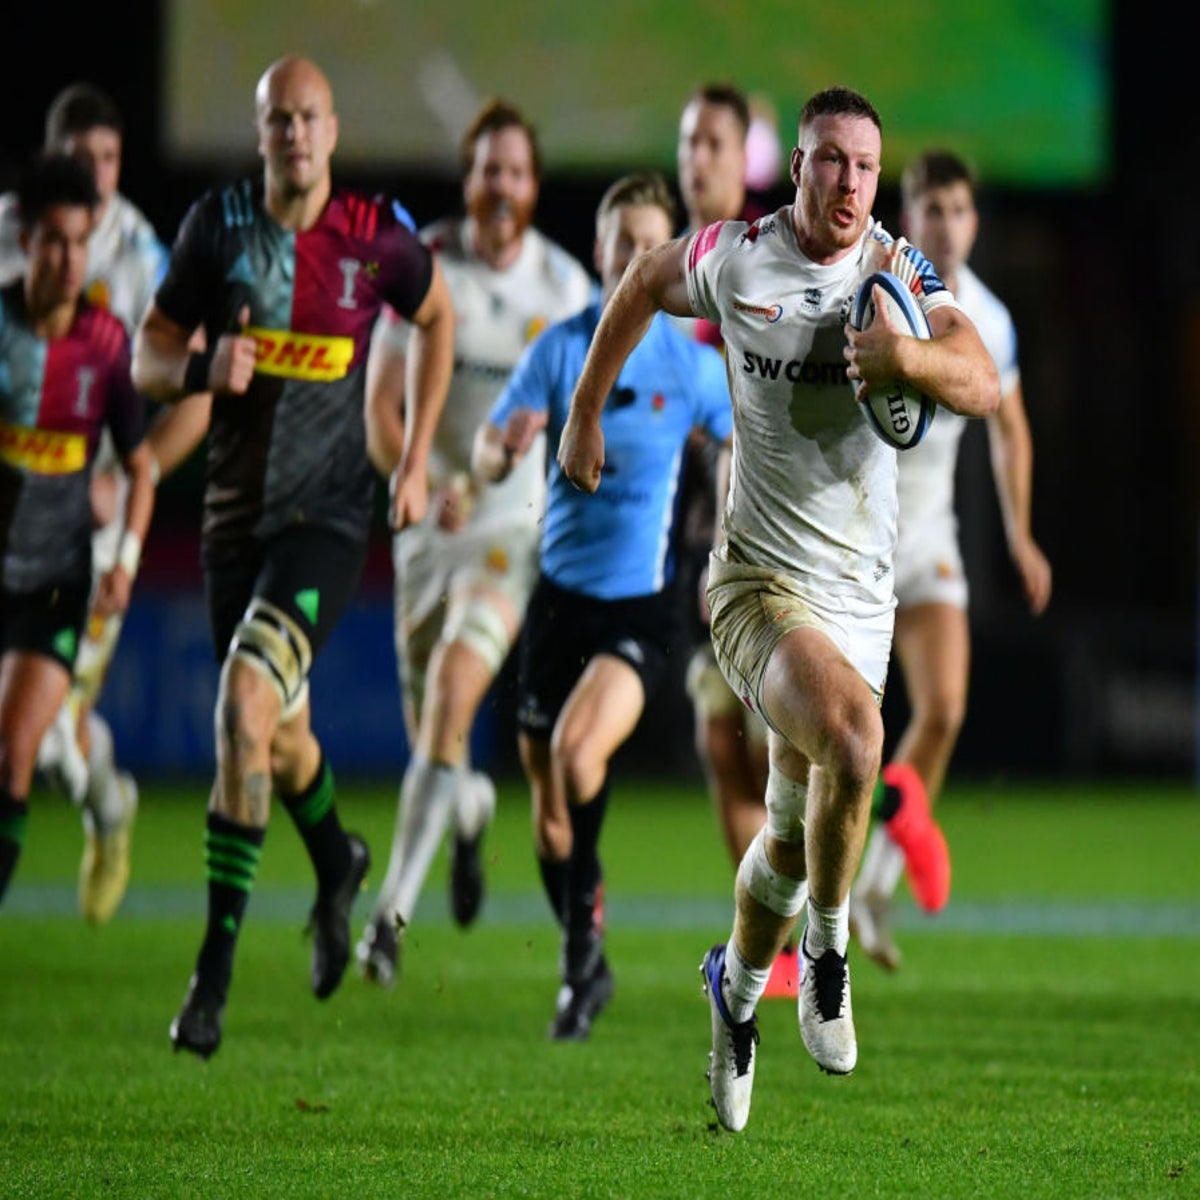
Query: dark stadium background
2 2 1195 783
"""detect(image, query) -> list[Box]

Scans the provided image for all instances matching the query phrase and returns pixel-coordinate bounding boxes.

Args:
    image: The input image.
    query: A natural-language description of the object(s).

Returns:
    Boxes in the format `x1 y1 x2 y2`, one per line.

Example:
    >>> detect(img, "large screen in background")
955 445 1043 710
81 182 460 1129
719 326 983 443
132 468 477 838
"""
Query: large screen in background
164 0 1108 188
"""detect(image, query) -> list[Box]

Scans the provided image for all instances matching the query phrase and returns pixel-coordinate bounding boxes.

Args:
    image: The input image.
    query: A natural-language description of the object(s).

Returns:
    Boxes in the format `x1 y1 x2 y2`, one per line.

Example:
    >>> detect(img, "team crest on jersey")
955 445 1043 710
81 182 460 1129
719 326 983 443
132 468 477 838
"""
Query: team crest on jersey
0 419 86 474
247 327 355 381
336 258 362 309
83 279 112 311
802 288 822 312
485 546 510 575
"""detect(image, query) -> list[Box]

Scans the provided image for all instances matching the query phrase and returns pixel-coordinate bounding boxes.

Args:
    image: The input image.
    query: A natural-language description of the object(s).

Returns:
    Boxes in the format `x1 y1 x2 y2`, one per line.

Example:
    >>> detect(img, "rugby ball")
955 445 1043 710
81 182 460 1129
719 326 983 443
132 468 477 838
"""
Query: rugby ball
849 271 936 451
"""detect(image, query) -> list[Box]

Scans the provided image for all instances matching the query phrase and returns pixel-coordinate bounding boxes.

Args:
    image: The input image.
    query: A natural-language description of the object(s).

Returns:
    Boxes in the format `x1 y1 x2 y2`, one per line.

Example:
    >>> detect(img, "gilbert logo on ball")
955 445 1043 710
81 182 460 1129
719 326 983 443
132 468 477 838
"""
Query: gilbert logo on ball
849 271 936 451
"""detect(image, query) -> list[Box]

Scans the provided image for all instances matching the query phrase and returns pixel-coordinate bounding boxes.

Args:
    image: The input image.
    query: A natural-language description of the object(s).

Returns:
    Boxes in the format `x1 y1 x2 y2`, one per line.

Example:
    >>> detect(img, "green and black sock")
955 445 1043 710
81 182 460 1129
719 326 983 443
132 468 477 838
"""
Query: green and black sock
0 790 29 904
195 812 265 999
280 756 351 892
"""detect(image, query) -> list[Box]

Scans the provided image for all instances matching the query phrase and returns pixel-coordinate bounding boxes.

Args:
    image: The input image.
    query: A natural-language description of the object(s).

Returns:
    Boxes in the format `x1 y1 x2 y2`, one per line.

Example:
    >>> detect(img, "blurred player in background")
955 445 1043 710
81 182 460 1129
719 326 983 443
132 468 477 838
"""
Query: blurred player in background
672 82 796 994
355 99 592 987
474 171 731 1040
0 153 155 908
558 86 999 1130
0 81 210 924
850 149 1052 970
133 55 454 1058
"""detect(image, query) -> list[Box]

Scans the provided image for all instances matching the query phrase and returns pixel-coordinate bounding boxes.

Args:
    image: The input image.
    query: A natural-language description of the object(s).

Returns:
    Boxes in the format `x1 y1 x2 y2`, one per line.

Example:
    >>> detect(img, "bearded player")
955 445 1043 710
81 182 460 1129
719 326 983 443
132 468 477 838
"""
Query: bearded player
355 98 593 986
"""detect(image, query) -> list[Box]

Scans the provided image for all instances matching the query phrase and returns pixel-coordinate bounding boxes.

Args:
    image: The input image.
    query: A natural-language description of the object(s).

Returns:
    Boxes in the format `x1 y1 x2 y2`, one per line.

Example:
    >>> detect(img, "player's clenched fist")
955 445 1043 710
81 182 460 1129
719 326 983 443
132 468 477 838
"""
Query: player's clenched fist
502 408 548 462
556 412 605 494
209 305 257 394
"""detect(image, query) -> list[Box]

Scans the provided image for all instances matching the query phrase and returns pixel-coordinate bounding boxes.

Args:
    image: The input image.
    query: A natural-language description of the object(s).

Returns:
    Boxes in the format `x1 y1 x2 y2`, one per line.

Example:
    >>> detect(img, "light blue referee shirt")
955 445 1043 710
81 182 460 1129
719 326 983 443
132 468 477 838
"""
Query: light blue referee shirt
489 301 732 600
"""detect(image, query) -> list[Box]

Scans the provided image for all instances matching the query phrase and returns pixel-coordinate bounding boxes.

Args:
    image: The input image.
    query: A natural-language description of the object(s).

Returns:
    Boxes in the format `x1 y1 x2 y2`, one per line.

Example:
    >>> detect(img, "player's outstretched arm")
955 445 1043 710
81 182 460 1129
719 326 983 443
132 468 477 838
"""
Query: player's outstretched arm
558 237 691 492
987 379 1052 614
390 258 454 530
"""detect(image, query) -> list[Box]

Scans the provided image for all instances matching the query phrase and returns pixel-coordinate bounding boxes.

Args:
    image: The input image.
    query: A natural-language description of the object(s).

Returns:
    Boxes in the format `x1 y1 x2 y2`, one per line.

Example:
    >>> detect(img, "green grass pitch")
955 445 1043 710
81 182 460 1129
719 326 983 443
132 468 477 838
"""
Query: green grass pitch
3 775 1197 1198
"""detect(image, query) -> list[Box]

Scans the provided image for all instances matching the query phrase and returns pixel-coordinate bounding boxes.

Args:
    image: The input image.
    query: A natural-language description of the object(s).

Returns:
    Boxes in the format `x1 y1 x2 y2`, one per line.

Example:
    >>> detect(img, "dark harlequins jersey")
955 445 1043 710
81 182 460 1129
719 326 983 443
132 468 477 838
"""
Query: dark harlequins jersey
0 285 145 590
155 180 433 560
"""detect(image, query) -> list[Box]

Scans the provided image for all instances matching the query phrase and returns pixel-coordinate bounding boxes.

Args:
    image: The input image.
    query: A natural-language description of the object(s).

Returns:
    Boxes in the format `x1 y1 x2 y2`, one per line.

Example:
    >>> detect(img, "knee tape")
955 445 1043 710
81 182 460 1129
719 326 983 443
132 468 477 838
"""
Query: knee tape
764 763 807 843
443 599 511 676
737 826 807 918
228 598 313 717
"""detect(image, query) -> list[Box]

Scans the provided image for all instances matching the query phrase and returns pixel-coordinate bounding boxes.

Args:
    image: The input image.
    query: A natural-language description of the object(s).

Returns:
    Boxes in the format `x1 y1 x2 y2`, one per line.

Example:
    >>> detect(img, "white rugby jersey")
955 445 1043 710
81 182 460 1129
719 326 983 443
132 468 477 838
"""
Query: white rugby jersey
685 210 957 611
374 216 593 532
896 262 1019 541
0 190 167 335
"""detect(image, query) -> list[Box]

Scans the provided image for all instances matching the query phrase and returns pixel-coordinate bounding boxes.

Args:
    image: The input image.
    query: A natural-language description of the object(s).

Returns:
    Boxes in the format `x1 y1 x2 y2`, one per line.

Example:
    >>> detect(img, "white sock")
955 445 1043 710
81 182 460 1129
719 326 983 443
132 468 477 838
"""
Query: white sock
856 826 906 899
84 713 126 830
804 897 850 957
36 702 89 806
375 754 458 926
455 771 496 840
722 939 771 1023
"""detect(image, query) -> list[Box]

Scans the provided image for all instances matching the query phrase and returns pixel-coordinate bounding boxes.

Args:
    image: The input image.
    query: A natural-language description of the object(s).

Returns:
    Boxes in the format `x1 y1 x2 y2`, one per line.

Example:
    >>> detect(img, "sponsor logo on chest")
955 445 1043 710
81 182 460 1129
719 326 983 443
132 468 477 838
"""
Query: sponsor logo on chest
0 418 86 474
246 327 355 381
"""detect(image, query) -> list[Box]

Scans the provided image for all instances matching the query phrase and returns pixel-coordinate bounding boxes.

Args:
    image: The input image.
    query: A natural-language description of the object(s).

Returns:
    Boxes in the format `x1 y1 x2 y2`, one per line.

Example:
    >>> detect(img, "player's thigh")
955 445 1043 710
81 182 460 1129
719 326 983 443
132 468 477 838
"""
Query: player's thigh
253 527 367 659
893 602 970 714
441 522 538 665
762 625 884 772
552 654 646 771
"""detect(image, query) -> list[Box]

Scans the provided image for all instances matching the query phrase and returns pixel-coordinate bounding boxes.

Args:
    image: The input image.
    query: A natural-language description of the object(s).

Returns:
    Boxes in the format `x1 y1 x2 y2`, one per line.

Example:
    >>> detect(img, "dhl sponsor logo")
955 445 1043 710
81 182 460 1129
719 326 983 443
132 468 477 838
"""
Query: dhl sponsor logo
246 326 354 382
0 419 86 474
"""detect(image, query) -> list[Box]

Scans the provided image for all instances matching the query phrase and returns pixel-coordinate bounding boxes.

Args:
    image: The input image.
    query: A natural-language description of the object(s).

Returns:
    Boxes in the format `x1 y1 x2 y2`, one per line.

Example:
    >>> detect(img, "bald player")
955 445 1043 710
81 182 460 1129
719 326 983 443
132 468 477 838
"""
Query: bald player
134 55 455 1058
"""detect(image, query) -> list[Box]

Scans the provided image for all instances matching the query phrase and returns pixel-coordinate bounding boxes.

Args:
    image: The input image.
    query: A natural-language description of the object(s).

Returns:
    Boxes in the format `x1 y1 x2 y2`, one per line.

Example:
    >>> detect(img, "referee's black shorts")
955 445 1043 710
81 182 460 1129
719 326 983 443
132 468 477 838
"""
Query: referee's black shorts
516 573 678 739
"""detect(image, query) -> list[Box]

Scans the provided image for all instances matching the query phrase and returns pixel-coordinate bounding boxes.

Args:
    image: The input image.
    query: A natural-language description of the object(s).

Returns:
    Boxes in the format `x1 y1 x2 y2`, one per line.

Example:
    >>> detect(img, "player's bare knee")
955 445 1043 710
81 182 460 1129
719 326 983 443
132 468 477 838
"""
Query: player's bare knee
534 802 571 860
914 696 965 748
823 703 883 799
550 728 603 804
